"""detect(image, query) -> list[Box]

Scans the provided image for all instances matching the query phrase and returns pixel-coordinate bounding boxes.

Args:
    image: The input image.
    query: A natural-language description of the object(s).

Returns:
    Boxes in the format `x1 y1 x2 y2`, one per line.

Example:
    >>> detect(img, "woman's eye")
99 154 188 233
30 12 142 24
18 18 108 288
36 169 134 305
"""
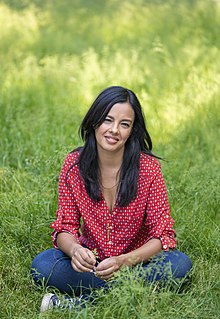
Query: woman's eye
121 122 130 128
104 118 112 123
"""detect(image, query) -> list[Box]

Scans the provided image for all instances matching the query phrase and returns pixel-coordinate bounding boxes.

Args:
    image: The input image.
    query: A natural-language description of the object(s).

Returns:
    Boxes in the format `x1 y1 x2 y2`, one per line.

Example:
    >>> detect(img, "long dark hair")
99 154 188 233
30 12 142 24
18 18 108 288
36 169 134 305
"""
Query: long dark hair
75 86 154 206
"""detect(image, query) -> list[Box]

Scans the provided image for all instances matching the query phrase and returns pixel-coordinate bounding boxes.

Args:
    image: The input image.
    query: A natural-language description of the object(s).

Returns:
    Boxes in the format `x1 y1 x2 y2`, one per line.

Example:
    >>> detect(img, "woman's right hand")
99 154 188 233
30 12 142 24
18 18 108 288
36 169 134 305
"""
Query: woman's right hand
56 232 96 273
71 245 96 273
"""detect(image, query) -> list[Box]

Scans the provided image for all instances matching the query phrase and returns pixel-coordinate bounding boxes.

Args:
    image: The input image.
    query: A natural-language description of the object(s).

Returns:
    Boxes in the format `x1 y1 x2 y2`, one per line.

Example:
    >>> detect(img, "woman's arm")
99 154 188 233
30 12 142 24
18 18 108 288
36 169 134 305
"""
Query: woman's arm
95 238 162 279
50 153 82 247
143 165 176 251
57 232 96 272
117 238 162 266
52 153 96 272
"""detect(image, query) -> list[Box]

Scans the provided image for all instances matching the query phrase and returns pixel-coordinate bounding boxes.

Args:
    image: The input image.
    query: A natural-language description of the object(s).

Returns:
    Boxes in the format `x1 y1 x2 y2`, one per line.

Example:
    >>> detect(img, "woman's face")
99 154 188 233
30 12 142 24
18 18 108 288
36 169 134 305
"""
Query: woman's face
95 102 135 155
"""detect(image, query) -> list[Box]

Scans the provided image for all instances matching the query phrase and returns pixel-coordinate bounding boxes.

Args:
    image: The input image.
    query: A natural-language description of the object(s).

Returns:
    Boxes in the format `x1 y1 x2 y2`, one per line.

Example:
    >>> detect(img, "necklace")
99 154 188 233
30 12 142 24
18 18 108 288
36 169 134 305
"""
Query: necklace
101 181 119 189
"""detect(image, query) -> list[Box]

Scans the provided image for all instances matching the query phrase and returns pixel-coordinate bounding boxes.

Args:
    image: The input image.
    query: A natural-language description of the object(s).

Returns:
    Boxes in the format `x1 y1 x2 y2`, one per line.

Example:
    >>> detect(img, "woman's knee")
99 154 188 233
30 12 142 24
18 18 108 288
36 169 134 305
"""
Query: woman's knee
142 250 192 284
31 248 66 284
153 250 193 284
166 250 193 279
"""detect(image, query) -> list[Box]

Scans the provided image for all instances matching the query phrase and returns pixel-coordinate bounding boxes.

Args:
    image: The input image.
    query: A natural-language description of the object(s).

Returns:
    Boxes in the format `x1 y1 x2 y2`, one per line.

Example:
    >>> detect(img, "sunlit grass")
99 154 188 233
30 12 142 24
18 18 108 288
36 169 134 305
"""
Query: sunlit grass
0 0 219 318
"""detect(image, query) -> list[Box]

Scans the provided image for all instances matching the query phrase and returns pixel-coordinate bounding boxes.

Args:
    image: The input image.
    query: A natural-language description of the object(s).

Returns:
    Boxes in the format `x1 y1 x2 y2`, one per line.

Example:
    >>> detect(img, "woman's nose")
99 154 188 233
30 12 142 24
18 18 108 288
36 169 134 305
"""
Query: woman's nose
109 123 119 134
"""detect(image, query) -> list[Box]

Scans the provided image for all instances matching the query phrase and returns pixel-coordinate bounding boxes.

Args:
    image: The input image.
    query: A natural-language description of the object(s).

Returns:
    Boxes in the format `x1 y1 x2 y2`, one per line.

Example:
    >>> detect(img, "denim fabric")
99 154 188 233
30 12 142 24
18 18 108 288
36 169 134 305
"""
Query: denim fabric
31 248 192 296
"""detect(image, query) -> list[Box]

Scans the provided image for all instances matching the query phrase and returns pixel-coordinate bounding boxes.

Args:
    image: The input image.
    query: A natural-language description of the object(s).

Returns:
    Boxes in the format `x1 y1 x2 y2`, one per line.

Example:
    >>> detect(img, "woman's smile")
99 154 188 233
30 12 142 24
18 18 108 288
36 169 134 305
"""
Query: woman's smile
104 135 119 144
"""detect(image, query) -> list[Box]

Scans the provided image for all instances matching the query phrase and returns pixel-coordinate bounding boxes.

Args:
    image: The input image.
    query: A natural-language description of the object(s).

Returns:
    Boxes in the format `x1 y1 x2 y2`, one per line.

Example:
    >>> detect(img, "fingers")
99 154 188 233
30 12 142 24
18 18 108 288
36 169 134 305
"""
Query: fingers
95 268 115 280
95 258 117 272
95 258 120 279
71 259 93 273
71 247 96 272
71 251 121 279
95 265 114 278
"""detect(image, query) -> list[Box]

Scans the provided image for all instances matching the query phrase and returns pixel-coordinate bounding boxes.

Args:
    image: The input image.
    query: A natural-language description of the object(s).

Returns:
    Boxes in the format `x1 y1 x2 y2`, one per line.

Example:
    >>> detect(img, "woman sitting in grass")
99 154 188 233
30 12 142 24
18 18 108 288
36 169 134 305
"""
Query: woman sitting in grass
31 86 192 312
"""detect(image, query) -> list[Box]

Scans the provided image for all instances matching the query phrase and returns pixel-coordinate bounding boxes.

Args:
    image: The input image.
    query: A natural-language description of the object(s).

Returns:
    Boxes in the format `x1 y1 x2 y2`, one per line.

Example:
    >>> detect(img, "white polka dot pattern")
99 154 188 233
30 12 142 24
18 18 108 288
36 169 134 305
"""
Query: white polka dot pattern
51 151 176 261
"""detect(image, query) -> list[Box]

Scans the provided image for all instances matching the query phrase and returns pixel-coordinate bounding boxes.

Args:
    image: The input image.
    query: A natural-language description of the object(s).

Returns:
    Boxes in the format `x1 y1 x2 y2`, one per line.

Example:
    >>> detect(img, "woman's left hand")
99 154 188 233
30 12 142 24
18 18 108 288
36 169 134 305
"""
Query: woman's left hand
94 256 123 280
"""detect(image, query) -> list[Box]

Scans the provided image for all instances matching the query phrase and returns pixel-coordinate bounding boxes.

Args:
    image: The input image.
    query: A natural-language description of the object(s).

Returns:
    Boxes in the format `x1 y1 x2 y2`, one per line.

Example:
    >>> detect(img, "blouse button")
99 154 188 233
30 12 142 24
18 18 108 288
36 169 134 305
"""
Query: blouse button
112 211 116 215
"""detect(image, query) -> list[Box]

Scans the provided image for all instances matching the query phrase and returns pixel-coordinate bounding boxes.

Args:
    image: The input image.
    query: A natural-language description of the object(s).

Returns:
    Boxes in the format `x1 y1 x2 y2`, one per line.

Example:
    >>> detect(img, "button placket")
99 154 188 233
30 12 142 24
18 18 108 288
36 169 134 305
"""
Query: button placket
106 222 113 242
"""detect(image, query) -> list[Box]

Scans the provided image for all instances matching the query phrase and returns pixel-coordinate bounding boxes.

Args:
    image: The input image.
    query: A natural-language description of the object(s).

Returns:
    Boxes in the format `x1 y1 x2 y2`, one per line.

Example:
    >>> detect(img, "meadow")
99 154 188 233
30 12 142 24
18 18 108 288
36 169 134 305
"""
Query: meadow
0 0 219 318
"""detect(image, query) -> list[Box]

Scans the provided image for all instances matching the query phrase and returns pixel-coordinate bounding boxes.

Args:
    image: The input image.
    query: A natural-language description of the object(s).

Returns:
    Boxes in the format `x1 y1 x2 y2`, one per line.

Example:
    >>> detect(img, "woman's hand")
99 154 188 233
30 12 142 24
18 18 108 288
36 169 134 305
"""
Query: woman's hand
71 246 96 273
56 232 97 273
95 256 123 280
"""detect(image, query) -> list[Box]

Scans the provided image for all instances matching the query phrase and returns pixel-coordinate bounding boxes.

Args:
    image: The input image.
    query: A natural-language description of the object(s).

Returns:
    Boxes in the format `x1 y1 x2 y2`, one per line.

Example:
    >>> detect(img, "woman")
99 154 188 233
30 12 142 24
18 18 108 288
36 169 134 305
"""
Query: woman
31 86 192 312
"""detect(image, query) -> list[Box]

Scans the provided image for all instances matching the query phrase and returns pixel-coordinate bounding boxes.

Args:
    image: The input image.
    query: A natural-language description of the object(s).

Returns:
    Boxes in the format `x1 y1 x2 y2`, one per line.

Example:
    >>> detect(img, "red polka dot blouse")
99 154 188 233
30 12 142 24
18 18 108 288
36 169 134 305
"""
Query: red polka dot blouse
51 151 176 261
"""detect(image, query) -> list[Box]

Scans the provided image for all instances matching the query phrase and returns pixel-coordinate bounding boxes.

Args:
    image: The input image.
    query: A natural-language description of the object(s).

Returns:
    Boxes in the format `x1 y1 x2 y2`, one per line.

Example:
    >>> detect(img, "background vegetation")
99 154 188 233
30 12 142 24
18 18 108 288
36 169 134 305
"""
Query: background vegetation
0 0 219 318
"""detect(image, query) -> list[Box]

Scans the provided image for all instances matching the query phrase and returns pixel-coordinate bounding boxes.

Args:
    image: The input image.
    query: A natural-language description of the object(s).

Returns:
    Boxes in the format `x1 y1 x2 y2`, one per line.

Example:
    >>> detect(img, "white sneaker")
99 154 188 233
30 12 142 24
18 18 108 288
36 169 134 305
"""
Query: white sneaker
40 293 60 312
40 293 83 313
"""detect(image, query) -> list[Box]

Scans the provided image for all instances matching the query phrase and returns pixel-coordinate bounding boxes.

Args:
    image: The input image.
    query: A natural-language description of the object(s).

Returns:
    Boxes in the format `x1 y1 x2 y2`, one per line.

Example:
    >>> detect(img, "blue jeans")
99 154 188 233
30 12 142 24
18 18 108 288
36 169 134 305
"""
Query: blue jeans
31 249 192 296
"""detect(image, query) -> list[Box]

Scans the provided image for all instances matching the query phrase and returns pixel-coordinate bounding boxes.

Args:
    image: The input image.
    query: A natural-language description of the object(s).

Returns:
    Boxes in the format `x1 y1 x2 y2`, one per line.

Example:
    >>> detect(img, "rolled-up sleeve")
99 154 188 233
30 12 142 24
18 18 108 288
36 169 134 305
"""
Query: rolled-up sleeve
50 154 81 247
145 166 176 251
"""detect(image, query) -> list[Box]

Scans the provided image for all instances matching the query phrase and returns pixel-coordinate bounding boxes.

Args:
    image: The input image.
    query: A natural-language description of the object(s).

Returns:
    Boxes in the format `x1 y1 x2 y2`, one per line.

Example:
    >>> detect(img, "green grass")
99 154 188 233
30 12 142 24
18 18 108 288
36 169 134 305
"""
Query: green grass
0 0 219 318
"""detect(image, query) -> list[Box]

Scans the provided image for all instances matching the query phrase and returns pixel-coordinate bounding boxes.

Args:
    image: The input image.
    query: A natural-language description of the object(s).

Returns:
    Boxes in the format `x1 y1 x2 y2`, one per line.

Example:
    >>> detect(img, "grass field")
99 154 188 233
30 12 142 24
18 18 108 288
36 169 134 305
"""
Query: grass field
0 0 219 318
